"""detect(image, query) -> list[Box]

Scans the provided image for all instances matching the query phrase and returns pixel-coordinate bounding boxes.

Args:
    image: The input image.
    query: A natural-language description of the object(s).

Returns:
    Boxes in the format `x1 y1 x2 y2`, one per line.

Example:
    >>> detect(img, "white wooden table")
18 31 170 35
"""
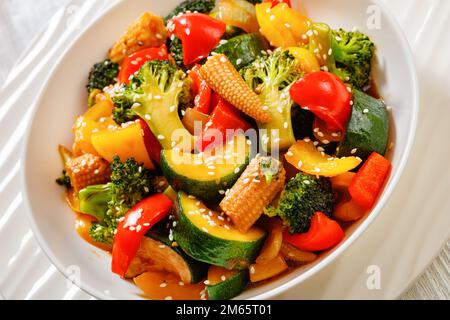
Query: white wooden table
0 0 448 300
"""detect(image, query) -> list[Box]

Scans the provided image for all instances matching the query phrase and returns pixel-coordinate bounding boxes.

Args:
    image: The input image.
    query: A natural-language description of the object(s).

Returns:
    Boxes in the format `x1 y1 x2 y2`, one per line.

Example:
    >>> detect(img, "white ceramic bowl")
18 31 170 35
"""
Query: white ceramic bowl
23 0 418 300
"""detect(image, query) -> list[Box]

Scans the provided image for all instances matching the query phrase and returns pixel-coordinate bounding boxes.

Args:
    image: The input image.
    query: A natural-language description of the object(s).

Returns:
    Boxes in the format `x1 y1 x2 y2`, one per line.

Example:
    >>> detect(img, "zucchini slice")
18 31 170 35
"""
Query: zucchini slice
174 192 266 270
206 265 248 300
214 33 269 70
126 220 208 284
338 89 389 161
161 135 251 204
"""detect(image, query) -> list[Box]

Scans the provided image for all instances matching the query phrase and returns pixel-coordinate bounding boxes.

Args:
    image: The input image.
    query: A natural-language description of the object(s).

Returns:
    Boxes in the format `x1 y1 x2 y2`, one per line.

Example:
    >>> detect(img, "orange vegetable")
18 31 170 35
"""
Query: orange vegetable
208 265 240 286
280 241 317 263
91 121 154 169
134 271 205 300
256 218 283 264
182 108 210 135
249 255 288 283
73 99 116 155
285 140 361 177
331 172 356 191
334 197 366 222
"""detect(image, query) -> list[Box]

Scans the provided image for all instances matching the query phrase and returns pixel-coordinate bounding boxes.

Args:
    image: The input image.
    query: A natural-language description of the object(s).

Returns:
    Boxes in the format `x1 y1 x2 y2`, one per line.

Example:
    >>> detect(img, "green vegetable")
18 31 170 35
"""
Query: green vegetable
78 184 111 221
214 33 268 70
168 36 184 68
161 135 251 204
207 269 248 300
174 192 267 270
146 219 208 284
165 0 216 21
223 25 245 39
86 157 155 244
111 60 193 150
265 172 334 234
111 93 137 124
241 51 302 151
55 170 71 190
308 23 375 90
330 28 375 90
86 59 119 93
337 89 389 161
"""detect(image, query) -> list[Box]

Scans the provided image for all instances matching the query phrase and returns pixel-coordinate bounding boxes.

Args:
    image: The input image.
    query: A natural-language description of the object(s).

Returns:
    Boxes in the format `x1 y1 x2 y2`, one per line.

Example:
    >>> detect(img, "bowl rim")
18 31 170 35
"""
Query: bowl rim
22 0 419 300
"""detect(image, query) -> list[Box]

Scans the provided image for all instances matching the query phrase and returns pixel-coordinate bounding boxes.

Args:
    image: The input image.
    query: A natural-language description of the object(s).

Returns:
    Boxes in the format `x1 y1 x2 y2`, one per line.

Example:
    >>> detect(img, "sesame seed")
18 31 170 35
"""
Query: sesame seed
351 148 358 154
323 139 330 144
185 28 191 35
234 167 240 174
304 180 311 185
144 114 151 120
236 58 242 65
297 161 303 168
219 190 225 195
286 151 294 157
363 108 369 114
250 266 255 274
160 282 167 288
284 122 288 129
221 275 227 281
220 56 227 63
202 227 209 233
158 135 166 140
169 105 176 113
165 296 173 300
179 281 185 286
315 167 321 173
224 225 230 230
270 15 275 21
204 280 210 285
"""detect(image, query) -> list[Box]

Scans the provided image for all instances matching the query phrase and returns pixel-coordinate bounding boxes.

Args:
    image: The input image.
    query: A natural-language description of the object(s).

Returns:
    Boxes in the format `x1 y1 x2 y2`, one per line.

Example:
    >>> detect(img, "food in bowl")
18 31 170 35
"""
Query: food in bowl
55 0 392 300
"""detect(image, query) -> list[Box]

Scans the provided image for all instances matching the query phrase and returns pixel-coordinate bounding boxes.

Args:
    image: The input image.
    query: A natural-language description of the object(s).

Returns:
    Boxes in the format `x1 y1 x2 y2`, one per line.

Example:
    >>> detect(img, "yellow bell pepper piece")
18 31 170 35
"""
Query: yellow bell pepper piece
256 3 311 48
73 99 116 155
285 140 361 177
286 47 320 74
91 122 154 170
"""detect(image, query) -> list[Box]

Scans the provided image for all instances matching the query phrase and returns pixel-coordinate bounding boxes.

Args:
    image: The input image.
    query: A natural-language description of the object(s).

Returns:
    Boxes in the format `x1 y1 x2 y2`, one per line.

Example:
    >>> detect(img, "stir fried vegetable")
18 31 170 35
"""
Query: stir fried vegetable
56 1 392 300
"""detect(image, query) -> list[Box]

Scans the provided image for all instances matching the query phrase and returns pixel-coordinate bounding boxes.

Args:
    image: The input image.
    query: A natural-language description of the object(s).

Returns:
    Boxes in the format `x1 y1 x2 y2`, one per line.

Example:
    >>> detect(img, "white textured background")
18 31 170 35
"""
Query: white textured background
0 0 448 300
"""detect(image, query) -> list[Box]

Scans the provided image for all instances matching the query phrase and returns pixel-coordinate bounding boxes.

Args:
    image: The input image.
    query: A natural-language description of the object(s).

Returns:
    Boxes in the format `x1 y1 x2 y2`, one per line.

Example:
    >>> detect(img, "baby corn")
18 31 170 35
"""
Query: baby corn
65 153 111 192
200 54 271 123
220 156 286 233
109 12 167 63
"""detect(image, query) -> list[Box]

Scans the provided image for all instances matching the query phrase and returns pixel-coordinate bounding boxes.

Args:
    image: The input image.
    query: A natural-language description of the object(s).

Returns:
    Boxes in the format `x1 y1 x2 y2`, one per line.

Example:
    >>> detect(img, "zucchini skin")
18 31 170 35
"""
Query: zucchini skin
214 33 269 70
173 195 266 270
207 270 249 300
160 151 250 205
146 221 208 284
338 89 389 161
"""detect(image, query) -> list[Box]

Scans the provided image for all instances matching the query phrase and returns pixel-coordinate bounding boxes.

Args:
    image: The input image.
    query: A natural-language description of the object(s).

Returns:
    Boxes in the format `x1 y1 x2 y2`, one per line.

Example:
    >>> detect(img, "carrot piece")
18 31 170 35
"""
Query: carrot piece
348 152 391 210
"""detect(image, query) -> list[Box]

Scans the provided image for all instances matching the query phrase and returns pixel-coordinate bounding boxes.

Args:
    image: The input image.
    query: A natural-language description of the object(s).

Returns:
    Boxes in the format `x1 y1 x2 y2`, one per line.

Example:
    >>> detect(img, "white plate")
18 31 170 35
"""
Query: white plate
21 0 419 300
0 0 448 300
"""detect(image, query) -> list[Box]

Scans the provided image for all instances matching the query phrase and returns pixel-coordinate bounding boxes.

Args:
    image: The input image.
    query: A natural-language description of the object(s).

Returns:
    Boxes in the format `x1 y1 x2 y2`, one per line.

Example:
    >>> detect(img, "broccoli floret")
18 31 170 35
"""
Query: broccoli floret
112 60 192 149
165 0 216 21
330 29 375 90
86 157 155 244
265 173 334 234
241 51 302 150
168 36 184 68
112 92 138 124
55 170 71 190
86 59 119 93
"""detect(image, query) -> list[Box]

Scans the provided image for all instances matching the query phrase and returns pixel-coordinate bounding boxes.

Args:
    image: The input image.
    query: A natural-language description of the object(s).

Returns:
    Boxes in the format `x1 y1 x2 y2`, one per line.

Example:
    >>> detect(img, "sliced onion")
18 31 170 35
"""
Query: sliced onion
211 0 259 34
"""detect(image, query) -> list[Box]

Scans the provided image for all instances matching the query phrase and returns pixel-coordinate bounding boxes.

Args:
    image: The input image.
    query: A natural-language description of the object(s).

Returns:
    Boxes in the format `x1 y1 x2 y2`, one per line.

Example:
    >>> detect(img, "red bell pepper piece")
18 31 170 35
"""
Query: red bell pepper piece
189 64 212 114
264 0 291 7
290 71 352 132
118 45 169 84
168 13 226 66
112 194 173 277
284 212 345 252
137 119 162 164
196 97 252 152
349 152 391 210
